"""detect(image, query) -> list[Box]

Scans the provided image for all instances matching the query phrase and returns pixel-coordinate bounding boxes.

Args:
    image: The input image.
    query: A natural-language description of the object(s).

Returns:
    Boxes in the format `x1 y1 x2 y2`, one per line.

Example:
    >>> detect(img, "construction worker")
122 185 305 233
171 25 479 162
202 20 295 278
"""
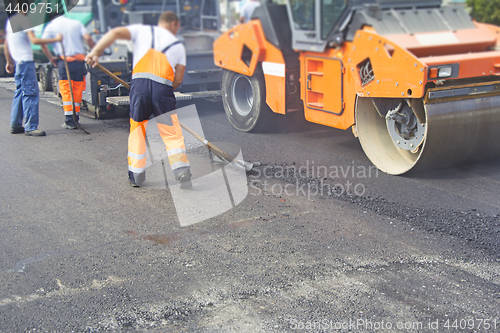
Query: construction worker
40 13 95 129
239 0 261 24
85 11 192 188
4 0 61 136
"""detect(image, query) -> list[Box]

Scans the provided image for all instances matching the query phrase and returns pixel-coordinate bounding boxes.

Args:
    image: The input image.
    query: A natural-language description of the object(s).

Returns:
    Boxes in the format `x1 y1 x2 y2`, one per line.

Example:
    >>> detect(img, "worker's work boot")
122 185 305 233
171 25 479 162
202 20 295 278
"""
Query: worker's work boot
24 129 46 136
61 123 77 130
10 126 24 134
61 115 79 130
175 168 192 189
128 171 145 187
179 175 192 189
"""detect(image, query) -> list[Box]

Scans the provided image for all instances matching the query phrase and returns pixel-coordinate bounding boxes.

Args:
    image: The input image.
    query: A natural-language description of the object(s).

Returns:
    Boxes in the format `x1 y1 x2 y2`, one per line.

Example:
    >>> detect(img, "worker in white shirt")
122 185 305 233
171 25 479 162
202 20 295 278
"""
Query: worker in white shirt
4 0 61 136
41 13 95 129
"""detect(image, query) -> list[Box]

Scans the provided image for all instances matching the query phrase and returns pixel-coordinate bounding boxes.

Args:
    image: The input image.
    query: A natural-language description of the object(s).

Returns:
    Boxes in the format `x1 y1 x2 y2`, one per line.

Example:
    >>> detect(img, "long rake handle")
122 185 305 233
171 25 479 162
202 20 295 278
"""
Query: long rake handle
60 42 89 134
176 120 242 166
94 63 247 168
96 63 130 89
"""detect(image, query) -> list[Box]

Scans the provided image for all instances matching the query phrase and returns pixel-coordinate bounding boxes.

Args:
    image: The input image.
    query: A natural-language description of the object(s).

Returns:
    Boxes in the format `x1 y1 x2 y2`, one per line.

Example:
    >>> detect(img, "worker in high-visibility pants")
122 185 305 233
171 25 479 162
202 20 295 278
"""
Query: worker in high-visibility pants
57 55 86 128
128 112 190 187
41 14 95 129
86 11 192 188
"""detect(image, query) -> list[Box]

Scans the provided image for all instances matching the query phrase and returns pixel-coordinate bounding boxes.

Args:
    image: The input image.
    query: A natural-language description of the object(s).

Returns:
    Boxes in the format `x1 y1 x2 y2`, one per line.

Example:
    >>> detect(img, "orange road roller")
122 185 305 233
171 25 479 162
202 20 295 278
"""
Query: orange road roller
213 0 500 174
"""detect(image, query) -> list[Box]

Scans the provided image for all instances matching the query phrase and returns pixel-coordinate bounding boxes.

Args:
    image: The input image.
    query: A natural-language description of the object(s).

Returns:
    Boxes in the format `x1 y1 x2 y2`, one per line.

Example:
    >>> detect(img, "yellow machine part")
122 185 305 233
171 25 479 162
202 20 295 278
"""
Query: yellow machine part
298 28 428 131
214 20 291 116
213 21 267 77
301 26 500 174
299 50 356 130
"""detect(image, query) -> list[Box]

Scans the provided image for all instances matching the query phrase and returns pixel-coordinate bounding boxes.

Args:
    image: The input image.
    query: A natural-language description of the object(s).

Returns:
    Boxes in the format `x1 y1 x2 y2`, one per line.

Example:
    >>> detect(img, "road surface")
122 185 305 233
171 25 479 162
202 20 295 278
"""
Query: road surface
0 79 499 332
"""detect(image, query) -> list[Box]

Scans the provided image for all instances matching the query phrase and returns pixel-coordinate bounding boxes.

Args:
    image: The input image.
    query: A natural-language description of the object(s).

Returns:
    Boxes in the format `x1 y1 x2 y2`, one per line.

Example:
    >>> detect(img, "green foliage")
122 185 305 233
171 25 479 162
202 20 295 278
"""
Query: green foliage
466 0 500 25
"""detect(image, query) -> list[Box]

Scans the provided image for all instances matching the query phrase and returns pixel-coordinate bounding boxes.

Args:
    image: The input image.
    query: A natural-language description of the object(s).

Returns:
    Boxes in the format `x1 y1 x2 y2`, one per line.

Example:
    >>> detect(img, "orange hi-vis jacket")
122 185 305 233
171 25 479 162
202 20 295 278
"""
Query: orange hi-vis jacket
127 26 189 176
131 26 182 86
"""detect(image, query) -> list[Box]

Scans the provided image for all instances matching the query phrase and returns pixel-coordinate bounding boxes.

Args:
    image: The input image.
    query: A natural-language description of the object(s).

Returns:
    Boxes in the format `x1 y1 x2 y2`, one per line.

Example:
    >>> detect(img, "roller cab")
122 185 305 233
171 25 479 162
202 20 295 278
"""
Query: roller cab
213 0 500 174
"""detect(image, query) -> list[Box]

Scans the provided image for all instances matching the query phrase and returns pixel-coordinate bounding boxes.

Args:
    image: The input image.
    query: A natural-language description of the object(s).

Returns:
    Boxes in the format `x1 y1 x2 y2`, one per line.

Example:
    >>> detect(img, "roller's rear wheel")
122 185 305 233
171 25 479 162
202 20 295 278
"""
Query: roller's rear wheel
51 68 60 98
222 68 271 132
38 66 52 92
0 54 6 77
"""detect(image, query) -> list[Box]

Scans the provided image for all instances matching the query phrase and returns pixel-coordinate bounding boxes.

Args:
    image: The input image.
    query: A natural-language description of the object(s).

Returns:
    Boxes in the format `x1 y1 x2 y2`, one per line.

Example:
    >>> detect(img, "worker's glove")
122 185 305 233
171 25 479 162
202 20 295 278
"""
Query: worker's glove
157 112 175 127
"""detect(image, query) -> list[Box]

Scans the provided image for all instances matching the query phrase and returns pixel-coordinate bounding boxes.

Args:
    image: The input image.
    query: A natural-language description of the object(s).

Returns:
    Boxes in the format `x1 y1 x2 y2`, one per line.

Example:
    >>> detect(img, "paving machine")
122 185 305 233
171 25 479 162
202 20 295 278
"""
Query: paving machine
32 0 129 117
0 4 24 77
213 0 500 174
33 0 222 118
34 0 115 93
102 0 223 117
0 6 10 77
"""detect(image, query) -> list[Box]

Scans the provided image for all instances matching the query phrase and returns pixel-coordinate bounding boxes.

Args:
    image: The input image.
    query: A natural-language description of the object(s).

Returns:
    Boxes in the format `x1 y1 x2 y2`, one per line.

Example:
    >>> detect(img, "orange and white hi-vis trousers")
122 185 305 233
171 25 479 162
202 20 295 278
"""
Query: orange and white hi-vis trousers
128 114 190 175
57 55 87 116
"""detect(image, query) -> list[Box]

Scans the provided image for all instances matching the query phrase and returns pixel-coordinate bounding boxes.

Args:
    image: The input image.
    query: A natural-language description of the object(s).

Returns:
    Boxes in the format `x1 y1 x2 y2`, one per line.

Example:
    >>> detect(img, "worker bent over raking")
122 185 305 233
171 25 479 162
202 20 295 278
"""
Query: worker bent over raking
86 11 192 189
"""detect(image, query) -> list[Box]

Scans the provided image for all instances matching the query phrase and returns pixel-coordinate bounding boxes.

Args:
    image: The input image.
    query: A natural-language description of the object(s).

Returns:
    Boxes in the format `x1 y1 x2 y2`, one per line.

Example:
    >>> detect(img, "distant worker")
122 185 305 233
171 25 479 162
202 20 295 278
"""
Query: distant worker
239 0 261 24
4 0 61 136
40 13 95 130
85 11 192 188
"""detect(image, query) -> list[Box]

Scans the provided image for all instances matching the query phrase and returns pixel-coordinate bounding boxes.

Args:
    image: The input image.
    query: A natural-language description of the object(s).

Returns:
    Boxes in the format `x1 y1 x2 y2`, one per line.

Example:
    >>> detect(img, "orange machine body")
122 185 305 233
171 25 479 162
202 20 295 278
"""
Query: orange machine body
214 20 289 115
213 17 500 131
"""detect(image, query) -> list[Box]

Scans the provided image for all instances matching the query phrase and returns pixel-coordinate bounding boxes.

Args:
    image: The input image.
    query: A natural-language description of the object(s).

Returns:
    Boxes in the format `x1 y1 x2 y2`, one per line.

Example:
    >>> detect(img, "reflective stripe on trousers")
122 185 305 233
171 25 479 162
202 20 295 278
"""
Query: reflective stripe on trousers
57 58 87 116
128 114 190 174
128 119 148 173
59 79 85 115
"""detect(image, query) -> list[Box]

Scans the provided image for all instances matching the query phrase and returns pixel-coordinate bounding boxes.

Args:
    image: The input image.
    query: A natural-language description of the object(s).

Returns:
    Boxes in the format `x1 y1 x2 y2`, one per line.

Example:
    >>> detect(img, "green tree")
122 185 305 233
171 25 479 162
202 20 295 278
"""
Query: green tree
466 0 500 25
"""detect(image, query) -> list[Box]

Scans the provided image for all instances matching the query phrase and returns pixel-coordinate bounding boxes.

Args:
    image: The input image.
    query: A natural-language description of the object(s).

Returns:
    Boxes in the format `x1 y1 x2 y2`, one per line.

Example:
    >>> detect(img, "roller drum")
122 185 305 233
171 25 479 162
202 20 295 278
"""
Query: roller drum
356 91 500 175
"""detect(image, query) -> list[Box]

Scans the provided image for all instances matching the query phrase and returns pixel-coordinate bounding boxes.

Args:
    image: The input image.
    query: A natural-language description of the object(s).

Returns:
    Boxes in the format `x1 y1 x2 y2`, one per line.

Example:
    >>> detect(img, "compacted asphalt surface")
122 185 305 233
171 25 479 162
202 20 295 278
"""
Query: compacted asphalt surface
1 78 499 332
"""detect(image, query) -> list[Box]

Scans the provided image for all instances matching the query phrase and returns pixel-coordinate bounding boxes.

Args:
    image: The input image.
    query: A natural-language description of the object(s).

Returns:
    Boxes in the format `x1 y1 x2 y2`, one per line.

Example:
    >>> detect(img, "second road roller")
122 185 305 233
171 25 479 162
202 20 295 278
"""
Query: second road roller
213 0 500 174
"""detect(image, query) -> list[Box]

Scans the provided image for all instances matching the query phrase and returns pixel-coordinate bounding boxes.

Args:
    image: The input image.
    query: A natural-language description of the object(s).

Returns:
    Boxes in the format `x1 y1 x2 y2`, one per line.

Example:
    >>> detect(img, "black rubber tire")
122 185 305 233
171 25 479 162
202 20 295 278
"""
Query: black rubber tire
86 102 113 119
0 54 6 77
51 68 60 97
221 68 271 132
38 66 53 92
0 54 15 77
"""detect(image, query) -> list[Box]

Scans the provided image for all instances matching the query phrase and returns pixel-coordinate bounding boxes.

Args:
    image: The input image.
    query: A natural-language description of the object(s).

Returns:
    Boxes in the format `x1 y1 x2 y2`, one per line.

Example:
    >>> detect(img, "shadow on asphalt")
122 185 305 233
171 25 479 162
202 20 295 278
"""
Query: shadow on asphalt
406 159 500 180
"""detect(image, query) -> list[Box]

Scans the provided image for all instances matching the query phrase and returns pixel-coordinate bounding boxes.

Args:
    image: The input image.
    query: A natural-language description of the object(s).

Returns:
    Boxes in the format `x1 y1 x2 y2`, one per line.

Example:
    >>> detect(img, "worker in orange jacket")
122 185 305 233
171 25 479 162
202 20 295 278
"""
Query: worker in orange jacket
86 11 192 188
41 13 95 129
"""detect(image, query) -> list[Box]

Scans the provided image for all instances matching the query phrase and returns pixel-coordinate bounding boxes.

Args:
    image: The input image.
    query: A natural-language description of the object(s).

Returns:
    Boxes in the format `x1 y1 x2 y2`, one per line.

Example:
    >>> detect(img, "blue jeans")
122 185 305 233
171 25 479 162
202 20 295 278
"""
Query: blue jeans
10 61 40 131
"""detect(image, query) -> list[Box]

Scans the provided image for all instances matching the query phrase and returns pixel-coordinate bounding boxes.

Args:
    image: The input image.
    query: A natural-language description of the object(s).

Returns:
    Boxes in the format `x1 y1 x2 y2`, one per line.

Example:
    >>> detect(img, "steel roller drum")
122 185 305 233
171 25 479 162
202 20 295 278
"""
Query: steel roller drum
356 82 500 175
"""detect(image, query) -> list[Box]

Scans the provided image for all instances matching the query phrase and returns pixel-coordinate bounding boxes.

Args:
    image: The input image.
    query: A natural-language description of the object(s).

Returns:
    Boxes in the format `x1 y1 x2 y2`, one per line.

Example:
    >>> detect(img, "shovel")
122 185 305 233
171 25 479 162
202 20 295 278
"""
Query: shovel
94 63 255 172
